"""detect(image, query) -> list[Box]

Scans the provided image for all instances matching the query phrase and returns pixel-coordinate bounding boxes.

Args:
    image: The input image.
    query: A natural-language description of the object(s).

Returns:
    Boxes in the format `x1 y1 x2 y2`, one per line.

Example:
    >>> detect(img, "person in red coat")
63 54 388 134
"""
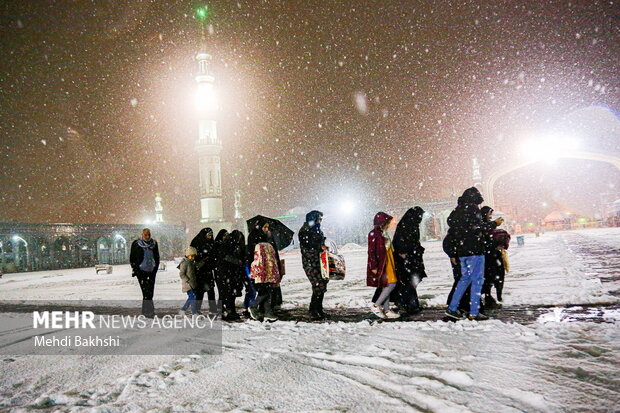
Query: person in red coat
367 212 400 319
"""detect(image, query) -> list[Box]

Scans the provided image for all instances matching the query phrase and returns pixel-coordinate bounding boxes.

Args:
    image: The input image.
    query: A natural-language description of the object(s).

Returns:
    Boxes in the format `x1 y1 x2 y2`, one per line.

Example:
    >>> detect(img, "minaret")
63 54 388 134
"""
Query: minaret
234 189 242 220
193 5 230 234
472 157 482 188
195 52 224 225
155 193 164 223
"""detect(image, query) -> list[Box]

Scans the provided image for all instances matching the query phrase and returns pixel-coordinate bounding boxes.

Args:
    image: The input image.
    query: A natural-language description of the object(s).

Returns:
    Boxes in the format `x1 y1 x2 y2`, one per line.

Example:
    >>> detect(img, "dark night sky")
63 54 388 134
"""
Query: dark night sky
0 0 619 226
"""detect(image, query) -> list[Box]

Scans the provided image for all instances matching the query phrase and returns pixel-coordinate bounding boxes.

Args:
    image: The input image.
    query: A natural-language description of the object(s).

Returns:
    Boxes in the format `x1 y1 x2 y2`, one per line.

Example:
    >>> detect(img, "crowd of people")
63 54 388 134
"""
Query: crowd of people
129 186 510 322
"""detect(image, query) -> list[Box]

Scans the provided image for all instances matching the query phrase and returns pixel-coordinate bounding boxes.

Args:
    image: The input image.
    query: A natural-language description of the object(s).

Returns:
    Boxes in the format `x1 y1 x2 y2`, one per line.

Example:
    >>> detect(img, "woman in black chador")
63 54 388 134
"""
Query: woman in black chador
190 227 216 313
393 207 427 315
217 230 246 320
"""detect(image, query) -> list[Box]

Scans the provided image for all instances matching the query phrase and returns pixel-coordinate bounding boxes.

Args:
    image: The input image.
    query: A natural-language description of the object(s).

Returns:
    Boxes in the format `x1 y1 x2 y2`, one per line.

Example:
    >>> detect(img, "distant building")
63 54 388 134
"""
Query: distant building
0 222 185 273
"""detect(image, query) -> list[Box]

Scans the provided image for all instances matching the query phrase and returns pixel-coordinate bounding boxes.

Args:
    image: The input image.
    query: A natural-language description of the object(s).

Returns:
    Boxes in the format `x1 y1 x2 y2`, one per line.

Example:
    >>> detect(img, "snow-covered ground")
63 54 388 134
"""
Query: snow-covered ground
0 228 619 412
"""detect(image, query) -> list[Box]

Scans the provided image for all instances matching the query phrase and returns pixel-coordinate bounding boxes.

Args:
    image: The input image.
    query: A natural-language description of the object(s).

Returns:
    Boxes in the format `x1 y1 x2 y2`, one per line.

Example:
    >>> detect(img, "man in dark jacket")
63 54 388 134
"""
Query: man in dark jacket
445 188 503 320
298 210 327 320
130 228 160 317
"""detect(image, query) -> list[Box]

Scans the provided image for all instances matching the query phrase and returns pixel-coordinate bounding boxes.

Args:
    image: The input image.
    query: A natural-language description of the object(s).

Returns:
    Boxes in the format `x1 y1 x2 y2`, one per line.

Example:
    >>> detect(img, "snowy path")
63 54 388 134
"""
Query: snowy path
1 320 618 412
0 228 619 412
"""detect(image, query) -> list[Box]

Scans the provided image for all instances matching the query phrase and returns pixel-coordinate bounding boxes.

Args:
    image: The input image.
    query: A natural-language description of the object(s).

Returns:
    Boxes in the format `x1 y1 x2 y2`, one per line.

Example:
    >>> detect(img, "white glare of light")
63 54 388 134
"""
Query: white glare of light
340 200 356 215
520 133 580 163
195 83 218 112
144 219 152 225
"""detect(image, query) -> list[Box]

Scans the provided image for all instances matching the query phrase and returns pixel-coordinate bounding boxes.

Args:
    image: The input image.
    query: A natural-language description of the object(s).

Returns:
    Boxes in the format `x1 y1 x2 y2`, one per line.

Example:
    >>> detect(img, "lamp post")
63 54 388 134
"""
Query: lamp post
12 235 29 271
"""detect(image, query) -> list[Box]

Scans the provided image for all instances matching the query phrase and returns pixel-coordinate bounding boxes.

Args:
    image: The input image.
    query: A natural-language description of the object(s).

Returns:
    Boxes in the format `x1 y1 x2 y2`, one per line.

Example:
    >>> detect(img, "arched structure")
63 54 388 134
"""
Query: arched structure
483 151 620 209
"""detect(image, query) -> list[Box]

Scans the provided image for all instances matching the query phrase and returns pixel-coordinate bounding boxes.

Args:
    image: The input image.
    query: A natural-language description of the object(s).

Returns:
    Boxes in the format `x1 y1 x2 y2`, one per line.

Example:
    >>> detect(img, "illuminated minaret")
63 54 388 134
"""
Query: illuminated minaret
472 157 482 188
155 193 164 223
192 5 230 233
195 52 224 225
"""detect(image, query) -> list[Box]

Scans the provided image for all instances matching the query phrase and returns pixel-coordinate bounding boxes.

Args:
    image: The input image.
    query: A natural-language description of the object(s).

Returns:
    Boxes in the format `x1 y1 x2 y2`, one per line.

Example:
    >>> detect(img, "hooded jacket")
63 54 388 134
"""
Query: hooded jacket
178 257 197 292
366 212 393 287
190 227 216 271
447 187 498 257
298 210 325 253
393 207 427 280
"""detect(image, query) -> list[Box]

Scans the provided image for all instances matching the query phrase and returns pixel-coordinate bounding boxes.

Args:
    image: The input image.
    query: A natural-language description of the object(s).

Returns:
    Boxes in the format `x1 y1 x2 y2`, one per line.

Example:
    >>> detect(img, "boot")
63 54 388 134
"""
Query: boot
309 292 322 320
317 291 327 319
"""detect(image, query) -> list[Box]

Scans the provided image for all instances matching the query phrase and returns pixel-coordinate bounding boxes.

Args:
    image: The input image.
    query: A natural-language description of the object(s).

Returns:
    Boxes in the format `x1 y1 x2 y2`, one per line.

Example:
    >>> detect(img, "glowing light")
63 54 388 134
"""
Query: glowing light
341 200 356 215
195 6 209 22
520 133 580 163
195 83 218 112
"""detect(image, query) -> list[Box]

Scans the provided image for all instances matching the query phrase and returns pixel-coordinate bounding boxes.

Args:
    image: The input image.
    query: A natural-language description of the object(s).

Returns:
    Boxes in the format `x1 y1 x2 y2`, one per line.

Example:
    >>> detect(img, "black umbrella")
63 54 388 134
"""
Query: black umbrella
246 215 294 251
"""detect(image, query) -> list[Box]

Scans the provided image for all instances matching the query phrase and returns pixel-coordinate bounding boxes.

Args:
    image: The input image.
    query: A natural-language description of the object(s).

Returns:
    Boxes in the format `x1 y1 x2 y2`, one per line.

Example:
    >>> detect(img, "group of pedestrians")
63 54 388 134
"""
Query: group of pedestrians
129 186 510 322
366 209 427 319
441 187 509 320
366 187 510 320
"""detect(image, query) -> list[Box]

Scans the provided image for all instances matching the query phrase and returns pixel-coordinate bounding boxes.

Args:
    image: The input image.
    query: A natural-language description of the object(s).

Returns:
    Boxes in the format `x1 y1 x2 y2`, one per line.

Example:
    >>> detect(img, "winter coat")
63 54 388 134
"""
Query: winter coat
190 228 216 271
190 228 216 291
178 258 197 293
298 211 327 289
247 228 281 274
130 238 160 274
250 242 281 284
393 207 427 281
442 230 459 259
216 236 246 297
367 212 393 288
447 187 498 257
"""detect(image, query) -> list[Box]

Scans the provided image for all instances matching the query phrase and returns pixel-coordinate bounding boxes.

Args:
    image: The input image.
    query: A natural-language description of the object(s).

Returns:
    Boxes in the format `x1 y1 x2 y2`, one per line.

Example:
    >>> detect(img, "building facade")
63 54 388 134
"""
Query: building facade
0 222 185 273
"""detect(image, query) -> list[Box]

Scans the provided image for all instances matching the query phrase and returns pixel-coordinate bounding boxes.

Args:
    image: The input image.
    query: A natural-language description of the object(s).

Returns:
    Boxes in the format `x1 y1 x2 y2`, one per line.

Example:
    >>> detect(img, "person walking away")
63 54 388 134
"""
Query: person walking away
247 219 283 311
213 229 229 313
130 228 160 318
178 247 200 315
298 210 328 320
367 212 400 319
479 207 511 308
393 206 427 315
190 227 216 313
248 242 281 322
445 188 504 321
218 230 246 321
443 229 470 314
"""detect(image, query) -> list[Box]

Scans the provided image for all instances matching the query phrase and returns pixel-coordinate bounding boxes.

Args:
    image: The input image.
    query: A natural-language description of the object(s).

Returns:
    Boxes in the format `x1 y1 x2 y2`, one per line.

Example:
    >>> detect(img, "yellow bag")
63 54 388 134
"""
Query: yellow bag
501 248 510 272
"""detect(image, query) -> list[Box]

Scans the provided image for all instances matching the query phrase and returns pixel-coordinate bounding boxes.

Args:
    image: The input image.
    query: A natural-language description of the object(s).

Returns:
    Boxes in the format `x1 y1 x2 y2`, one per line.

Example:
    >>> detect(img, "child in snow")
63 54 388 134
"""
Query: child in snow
367 212 400 319
178 246 199 315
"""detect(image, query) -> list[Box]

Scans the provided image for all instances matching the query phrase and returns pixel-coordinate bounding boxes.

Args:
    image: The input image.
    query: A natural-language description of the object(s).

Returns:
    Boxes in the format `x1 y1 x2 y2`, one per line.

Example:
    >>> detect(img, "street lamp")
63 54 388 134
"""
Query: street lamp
520 133 580 163
340 200 356 216
12 235 29 271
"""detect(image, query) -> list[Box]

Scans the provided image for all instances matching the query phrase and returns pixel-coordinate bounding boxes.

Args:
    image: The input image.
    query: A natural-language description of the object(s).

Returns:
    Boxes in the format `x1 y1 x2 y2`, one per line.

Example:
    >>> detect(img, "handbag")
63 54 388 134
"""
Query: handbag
320 250 346 280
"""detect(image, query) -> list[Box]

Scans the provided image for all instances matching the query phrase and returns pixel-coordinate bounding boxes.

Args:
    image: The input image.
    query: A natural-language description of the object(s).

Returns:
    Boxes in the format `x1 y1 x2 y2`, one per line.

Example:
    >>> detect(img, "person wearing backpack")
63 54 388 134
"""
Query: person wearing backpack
130 228 160 318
